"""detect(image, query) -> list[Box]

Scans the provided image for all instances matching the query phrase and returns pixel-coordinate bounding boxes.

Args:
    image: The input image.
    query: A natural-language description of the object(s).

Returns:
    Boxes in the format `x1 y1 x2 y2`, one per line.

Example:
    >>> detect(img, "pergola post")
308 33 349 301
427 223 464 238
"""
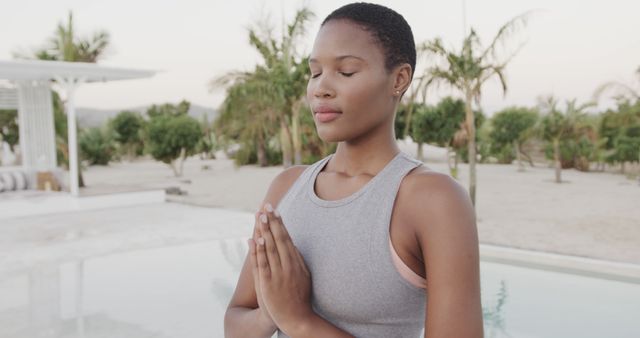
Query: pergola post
55 76 85 197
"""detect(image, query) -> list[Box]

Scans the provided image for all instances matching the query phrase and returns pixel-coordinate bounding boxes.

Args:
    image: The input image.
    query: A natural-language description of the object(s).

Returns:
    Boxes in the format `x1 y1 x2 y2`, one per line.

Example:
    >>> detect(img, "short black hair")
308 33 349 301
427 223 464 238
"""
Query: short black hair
321 2 416 80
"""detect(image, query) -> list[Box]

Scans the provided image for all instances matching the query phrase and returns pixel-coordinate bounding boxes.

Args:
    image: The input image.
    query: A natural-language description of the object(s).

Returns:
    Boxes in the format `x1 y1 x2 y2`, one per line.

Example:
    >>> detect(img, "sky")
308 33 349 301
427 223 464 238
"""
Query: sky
1 0 639 115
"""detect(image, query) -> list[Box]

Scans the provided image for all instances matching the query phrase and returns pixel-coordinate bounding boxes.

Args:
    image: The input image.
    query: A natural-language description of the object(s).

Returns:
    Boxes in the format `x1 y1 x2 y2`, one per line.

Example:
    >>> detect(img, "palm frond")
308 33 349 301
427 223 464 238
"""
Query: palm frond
287 7 314 41
593 81 640 101
76 30 110 62
249 29 277 68
480 10 536 62
209 70 254 91
477 65 507 95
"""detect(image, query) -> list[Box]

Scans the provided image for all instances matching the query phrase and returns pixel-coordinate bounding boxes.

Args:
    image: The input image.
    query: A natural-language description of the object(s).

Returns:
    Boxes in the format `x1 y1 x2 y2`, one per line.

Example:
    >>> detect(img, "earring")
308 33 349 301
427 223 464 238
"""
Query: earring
395 90 400 95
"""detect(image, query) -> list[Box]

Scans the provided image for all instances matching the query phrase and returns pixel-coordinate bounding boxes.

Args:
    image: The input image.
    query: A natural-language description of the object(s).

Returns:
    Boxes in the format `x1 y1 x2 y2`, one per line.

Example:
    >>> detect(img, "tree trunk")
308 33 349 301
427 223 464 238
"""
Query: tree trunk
514 140 525 172
417 142 424 162
75 153 85 188
464 93 477 207
170 161 179 177
128 145 135 162
403 102 416 138
280 119 293 168
553 138 562 183
170 148 186 177
78 165 85 188
521 149 535 167
257 131 267 167
402 77 426 137
180 148 187 176
292 103 302 165
446 146 459 179
454 150 460 179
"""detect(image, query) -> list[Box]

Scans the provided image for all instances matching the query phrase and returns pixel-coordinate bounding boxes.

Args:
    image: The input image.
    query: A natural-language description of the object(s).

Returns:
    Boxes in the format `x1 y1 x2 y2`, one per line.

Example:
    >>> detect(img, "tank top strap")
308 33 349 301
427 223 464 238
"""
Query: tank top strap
275 153 332 215
366 151 425 292
366 150 423 206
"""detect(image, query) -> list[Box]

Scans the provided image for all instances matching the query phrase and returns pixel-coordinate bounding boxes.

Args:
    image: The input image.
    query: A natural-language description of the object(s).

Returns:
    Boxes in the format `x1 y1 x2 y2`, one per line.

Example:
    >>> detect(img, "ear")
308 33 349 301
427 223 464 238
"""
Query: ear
391 63 412 97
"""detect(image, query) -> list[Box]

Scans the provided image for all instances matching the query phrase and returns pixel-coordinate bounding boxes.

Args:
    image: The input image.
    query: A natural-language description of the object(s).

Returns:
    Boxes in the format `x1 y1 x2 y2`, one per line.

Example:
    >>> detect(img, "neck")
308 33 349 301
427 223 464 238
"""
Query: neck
330 117 400 177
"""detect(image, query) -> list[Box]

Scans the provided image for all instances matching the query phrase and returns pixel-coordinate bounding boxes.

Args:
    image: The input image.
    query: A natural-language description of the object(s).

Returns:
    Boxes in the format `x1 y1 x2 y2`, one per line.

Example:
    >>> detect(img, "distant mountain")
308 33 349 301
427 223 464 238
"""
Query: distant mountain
76 104 219 128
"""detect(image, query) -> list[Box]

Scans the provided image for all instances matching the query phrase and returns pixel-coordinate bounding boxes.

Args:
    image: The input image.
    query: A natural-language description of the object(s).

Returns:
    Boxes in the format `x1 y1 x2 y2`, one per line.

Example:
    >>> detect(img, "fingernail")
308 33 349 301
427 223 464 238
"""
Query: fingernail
274 210 280 217
257 237 265 245
265 203 273 212
260 214 268 223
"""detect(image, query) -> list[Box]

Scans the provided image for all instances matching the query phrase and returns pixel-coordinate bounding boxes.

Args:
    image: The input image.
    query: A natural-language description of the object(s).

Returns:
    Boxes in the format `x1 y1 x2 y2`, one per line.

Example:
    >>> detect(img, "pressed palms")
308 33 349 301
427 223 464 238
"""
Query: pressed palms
417 12 532 205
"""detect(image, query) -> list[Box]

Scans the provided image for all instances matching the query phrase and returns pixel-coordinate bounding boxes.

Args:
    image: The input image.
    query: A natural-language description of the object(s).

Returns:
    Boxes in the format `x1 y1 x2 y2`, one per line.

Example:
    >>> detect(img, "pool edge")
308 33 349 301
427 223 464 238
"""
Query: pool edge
480 243 640 284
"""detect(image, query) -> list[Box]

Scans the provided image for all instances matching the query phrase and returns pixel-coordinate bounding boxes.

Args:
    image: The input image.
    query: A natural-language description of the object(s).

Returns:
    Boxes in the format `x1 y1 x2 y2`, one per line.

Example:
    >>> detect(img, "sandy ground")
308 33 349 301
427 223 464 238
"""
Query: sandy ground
76 139 640 265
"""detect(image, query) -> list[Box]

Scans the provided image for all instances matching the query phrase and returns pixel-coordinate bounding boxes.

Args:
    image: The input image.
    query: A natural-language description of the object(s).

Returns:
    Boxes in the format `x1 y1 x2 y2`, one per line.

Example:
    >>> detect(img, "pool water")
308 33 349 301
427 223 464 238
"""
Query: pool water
0 238 639 338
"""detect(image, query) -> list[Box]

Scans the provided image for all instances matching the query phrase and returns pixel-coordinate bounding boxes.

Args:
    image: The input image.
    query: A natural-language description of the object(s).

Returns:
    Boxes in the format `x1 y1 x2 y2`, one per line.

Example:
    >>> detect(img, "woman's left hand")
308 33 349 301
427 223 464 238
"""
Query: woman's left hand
249 203 313 333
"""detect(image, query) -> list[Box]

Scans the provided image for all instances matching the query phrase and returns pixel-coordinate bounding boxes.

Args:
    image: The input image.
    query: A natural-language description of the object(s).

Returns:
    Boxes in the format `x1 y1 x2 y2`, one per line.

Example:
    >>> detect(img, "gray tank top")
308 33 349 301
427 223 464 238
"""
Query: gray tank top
274 151 427 338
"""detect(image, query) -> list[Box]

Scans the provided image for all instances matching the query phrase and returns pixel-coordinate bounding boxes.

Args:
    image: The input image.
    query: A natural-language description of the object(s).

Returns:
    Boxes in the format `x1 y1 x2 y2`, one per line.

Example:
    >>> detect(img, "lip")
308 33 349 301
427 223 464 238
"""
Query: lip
313 105 342 123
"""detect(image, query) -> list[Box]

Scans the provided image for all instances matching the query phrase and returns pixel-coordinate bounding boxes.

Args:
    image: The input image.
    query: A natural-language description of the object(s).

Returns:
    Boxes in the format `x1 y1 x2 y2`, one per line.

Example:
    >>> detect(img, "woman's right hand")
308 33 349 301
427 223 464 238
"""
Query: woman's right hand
252 210 277 331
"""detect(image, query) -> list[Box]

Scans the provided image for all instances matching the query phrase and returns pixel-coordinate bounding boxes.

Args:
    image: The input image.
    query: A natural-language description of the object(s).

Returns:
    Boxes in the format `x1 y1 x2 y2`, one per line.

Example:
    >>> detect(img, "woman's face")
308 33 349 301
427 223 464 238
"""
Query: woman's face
307 19 400 143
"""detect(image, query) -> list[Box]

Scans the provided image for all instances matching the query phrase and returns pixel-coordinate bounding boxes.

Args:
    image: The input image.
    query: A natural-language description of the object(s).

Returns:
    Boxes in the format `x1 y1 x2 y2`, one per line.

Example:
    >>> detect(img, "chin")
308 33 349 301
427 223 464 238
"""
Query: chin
316 126 346 143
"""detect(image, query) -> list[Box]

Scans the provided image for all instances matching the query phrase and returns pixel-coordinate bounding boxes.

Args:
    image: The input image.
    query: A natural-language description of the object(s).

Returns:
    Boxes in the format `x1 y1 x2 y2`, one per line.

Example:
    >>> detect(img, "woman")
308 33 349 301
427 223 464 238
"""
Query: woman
224 3 483 337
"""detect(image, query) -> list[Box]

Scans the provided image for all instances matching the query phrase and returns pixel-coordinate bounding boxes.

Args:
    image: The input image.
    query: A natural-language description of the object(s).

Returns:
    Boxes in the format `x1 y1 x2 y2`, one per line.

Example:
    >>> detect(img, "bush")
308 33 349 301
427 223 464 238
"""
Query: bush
79 127 115 165
145 114 202 175
110 110 145 160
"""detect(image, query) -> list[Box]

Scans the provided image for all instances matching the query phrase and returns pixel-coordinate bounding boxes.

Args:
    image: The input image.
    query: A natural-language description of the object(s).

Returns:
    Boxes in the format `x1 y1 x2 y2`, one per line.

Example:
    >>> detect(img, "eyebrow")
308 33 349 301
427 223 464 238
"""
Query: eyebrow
309 55 365 63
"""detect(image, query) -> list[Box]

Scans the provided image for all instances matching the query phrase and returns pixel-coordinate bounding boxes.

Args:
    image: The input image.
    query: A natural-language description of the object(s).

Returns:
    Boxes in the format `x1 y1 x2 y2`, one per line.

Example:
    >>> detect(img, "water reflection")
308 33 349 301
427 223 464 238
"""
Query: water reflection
210 239 247 309
0 262 168 338
1 238 639 338
483 280 510 338
0 239 244 338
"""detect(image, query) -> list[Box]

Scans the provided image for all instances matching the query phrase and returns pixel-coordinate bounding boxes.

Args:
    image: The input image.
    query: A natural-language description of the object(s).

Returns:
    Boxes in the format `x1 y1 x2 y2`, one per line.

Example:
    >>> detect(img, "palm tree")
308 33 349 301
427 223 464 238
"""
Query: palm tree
538 96 595 183
214 67 281 167
17 11 110 63
15 11 111 188
212 8 314 167
418 11 533 206
593 67 640 174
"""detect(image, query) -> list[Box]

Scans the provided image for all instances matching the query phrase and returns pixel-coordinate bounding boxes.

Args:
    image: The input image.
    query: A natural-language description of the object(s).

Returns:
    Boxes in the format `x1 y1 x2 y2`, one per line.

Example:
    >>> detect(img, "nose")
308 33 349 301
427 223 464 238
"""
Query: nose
311 75 335 99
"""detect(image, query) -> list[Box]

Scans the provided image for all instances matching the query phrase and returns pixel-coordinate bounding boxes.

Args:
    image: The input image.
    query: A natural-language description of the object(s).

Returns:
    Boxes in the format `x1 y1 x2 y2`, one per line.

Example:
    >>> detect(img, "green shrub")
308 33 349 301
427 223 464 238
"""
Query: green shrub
79 127 115 165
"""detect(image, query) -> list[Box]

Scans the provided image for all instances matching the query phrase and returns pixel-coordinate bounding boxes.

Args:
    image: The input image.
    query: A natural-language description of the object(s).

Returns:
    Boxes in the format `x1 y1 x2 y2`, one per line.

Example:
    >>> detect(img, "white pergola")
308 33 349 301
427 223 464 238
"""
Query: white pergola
0 59 155 196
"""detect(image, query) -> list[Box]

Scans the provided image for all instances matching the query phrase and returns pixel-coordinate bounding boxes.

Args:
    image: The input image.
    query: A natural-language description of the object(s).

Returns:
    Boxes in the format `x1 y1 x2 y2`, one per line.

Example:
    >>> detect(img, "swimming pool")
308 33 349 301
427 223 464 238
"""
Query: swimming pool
1 237 639 338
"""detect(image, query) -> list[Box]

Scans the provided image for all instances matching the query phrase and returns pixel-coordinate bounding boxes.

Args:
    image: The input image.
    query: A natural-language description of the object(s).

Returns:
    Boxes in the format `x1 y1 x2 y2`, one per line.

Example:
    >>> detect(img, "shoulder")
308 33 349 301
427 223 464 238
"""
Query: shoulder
399 167 483 336
397 166 477 241
261 164 309 209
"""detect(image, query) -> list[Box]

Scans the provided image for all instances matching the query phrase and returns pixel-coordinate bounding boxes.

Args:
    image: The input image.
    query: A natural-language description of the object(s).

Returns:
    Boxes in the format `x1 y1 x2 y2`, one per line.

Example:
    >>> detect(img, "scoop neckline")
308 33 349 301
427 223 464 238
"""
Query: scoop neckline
308 151 405 208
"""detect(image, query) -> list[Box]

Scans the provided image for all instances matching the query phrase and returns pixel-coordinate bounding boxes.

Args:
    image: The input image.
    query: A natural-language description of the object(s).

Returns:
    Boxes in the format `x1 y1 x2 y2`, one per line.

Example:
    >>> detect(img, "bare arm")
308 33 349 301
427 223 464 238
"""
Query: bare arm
224 256 278 338
402 173 484 338
224 165 307 338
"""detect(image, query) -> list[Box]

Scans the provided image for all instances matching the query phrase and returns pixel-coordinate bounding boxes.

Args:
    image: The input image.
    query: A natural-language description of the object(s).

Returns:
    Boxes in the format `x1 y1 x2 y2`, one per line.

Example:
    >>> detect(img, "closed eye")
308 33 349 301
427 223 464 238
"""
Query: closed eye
310 72 354 78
